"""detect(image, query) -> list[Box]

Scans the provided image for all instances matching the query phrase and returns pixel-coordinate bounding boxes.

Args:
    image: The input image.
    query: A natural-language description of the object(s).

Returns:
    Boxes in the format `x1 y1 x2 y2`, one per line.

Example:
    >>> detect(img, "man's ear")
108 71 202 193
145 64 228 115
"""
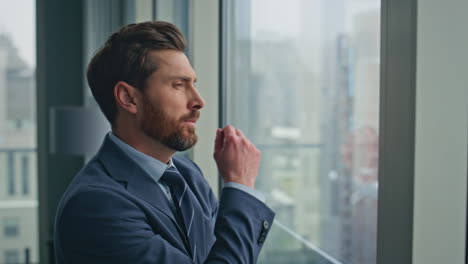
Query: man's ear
114 81 139 115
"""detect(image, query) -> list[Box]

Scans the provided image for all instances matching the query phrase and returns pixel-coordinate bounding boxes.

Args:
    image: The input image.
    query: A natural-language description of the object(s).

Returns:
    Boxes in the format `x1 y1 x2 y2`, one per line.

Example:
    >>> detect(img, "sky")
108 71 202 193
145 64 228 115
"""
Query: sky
0 0 378 69
251 0 302 40
0 0 36 67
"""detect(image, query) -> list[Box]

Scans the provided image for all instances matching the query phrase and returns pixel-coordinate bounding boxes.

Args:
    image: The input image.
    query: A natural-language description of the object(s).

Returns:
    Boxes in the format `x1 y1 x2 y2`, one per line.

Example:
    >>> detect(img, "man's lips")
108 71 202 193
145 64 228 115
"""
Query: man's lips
181 112 200 126
182 118 198 127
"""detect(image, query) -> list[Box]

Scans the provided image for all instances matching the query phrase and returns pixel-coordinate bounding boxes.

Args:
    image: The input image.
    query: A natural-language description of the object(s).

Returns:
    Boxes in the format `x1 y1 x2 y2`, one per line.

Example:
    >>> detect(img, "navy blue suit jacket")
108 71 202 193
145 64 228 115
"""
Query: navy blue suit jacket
54 135 275 263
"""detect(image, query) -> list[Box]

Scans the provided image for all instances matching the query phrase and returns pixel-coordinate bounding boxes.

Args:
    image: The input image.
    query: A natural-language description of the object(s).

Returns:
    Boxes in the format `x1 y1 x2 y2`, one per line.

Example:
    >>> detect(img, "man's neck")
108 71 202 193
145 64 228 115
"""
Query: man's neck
112 129 175 164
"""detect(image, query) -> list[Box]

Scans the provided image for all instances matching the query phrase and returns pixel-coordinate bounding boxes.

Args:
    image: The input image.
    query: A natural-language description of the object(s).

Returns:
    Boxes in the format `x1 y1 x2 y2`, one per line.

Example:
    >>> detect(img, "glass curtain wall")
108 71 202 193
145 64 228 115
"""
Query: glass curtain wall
0 0 38 263
222 0 381 263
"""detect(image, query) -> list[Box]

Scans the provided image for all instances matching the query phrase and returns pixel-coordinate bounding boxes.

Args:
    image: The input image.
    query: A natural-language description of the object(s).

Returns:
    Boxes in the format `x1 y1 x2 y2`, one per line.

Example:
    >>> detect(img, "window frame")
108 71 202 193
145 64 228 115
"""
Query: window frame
376 1 417 263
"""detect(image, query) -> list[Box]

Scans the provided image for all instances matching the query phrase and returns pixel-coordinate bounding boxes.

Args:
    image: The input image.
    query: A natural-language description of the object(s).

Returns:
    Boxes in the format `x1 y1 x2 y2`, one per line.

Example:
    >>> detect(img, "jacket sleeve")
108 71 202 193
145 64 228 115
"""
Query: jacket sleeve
206 187 275 263
186 157 276 263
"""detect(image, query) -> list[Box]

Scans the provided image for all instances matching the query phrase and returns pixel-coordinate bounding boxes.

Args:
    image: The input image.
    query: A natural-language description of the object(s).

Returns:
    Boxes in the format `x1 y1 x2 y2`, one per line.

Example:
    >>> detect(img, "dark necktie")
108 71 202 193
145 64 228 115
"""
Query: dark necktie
160 166 198 261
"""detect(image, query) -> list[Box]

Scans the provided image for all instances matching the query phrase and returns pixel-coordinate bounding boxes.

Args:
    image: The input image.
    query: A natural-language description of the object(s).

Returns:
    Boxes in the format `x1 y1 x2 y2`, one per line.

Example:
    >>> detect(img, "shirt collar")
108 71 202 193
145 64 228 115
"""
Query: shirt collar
108 132 175 183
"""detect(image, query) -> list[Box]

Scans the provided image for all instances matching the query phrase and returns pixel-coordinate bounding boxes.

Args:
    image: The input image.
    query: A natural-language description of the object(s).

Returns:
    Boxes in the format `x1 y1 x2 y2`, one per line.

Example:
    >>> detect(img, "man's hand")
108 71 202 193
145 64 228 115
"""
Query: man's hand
213 125 261 189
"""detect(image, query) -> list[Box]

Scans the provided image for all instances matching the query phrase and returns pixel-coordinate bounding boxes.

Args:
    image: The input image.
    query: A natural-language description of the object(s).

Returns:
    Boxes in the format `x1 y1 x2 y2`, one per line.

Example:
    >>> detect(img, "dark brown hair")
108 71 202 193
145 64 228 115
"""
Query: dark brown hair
87 21 186 125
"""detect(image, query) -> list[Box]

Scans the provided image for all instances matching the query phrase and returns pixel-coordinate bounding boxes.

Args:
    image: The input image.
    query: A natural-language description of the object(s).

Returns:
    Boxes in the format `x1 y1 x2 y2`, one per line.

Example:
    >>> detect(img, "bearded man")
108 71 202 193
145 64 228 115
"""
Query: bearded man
54 21 275 263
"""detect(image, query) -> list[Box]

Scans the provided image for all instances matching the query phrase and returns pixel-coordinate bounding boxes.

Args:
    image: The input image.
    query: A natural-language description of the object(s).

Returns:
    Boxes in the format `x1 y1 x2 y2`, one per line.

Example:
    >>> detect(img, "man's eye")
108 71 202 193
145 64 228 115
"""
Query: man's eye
173 83 184 88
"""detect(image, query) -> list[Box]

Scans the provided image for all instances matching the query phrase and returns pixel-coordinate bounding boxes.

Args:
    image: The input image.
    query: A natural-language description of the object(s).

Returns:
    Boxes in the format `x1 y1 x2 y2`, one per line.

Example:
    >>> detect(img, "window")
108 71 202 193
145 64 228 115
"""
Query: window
4 249 19 264
153 0 190 54
222 0 380 263
4 218 19 238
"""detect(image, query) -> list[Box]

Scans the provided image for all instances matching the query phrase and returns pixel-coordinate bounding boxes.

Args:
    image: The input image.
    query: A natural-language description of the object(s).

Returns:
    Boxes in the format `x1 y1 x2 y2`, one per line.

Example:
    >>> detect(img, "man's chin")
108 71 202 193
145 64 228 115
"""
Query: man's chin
182 136 198 150
181 124 196 133
171 141 197 152
181 126 197 140
163 133 198 152
182 134 198 150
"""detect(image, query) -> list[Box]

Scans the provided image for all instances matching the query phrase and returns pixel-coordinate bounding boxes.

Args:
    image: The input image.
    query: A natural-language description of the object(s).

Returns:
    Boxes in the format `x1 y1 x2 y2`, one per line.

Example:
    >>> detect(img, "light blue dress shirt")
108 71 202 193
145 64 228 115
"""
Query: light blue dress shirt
108 133 265 207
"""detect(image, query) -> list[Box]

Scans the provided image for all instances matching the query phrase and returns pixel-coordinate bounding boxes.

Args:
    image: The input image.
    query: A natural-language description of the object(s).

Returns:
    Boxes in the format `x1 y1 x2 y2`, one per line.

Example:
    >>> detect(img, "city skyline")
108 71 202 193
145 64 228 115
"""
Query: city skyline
0 0 36 67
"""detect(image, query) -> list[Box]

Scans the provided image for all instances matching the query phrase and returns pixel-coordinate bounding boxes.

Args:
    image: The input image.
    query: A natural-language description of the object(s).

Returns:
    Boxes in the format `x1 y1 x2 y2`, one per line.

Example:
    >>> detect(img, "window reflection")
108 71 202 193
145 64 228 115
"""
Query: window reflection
224 0 380 263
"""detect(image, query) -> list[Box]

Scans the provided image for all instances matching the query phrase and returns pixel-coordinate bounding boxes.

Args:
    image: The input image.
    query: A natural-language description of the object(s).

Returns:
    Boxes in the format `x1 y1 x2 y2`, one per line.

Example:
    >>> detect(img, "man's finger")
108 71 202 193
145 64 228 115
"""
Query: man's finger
222 125 237 145
223 125 236 137
214 128 224 152
236 129 246 139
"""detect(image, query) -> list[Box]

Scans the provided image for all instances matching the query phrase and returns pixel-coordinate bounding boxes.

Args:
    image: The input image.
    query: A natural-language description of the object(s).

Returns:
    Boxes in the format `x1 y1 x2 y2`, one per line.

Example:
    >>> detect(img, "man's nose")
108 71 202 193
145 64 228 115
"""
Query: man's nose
188 88 205 111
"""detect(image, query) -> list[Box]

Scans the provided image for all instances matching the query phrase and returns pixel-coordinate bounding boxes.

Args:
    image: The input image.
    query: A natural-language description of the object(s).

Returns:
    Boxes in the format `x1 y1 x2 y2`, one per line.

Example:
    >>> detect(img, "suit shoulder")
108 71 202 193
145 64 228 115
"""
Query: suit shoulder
66 158 123 191
61 186 134 214
56 185 140 236
56 159 128 218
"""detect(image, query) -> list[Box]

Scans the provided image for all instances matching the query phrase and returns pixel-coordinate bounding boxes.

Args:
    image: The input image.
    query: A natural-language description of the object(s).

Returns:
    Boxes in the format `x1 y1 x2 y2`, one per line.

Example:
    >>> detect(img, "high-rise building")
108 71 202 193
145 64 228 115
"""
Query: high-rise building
0 33 38 264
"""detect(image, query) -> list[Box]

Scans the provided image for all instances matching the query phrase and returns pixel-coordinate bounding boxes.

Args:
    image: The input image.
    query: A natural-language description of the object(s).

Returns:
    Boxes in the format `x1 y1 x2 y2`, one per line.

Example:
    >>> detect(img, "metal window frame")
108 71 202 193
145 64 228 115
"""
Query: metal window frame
218 0 227 193
377 1 417 263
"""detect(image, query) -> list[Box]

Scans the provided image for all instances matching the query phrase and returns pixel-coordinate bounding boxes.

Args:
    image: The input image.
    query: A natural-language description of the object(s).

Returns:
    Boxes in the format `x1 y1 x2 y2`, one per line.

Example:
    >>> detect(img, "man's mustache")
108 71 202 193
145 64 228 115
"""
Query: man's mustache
180 111 200 121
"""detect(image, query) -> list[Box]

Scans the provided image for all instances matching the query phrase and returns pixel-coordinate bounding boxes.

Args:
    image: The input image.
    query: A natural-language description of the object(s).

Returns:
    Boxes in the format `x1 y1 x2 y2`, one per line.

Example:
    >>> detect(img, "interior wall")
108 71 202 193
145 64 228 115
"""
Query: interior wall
413 0 468 263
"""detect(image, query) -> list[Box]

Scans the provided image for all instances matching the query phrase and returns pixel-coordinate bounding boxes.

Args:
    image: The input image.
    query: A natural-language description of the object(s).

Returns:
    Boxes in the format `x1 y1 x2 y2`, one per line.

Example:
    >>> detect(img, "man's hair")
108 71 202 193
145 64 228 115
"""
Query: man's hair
87 21 186 125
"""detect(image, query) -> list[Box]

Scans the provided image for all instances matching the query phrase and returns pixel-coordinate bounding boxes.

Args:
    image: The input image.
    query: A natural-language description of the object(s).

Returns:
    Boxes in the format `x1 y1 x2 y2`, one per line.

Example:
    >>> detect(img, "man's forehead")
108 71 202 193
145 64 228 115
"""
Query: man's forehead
150 50 196 79
151 50 187 66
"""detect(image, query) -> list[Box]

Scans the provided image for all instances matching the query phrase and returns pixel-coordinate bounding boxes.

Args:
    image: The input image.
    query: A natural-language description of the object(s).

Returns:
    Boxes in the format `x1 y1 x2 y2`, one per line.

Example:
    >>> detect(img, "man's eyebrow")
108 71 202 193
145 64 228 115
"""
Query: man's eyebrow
169 76 197 83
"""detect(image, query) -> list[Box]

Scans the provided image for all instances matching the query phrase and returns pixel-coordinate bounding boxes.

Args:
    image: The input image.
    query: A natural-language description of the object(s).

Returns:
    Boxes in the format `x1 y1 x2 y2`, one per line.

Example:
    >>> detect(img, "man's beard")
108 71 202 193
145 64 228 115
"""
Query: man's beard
140 97 199 151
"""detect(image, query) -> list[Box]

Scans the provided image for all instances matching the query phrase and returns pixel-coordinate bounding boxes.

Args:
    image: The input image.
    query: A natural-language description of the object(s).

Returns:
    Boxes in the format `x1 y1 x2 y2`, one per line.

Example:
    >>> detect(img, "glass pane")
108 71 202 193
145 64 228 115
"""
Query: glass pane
154 0 190 58
4 217 19 237
4 249 19 264
0 0 38 263
223 0 380 263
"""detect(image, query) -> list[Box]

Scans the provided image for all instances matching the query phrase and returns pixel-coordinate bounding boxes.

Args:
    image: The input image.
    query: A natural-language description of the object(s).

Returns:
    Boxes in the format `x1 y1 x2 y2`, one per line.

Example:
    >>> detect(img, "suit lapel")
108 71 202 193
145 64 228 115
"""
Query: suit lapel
96 135 195 255
96 136 210 259
97 136 175 218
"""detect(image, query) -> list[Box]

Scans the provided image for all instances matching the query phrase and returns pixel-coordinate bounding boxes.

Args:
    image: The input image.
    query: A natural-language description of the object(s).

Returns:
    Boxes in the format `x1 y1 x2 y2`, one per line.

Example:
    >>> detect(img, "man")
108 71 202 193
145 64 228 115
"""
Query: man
54 21 275 263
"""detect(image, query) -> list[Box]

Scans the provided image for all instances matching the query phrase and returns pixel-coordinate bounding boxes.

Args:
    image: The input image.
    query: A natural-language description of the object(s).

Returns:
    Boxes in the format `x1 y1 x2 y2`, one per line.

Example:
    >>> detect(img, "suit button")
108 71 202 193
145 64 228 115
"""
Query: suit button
258 220 270 245
258 236 265 245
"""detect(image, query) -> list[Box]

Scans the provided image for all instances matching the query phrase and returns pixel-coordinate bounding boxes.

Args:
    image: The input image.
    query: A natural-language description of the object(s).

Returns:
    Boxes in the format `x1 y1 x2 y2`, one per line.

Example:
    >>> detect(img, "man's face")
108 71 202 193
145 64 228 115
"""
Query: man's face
139 50 205 151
